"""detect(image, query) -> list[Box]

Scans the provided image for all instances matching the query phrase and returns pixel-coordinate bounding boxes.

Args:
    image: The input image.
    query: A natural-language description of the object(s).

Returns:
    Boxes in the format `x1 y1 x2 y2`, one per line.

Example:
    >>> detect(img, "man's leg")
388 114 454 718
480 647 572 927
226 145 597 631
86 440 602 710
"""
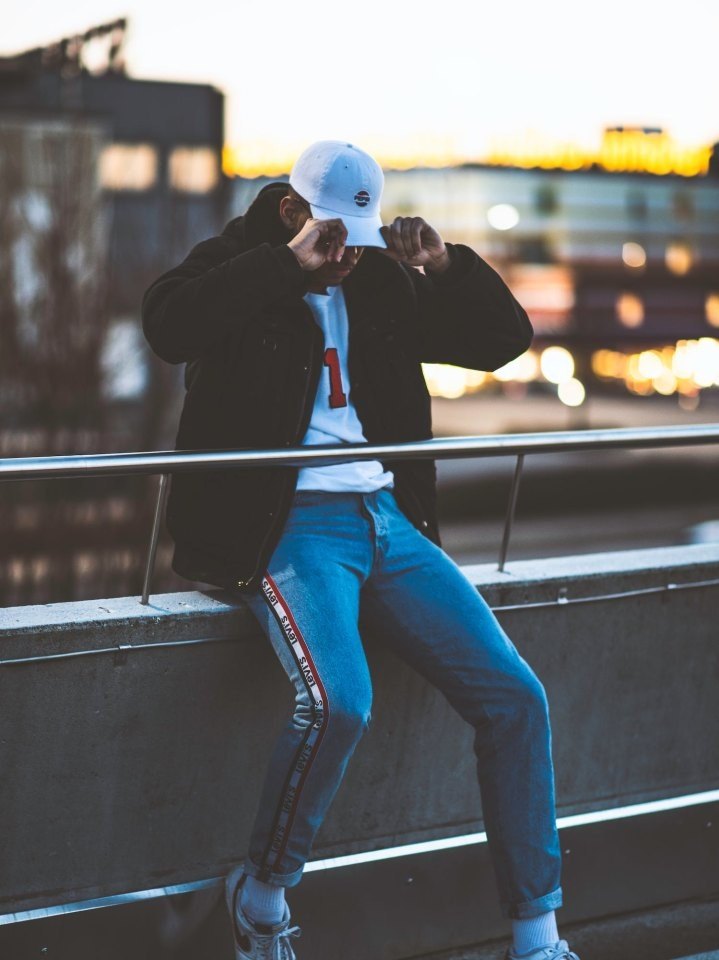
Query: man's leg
359 489 563 926
240 491 375 890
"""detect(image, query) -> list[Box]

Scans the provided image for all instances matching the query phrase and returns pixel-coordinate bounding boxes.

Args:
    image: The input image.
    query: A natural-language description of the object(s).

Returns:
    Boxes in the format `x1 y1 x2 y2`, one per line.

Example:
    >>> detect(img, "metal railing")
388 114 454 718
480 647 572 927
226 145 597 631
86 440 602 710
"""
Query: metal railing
1 422 718 605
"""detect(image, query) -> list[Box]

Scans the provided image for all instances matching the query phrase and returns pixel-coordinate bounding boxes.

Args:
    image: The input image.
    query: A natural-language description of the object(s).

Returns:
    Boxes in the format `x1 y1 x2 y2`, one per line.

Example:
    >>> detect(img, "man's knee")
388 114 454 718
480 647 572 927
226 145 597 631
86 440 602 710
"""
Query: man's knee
330 694 373 740
293 683 371 740
474 663 550 732
509 667 550 727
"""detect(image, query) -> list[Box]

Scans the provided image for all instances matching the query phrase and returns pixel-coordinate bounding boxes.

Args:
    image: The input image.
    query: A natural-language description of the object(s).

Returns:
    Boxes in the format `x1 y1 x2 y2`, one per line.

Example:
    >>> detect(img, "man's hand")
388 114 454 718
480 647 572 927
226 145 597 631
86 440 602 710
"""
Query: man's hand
287 217 348 271
379 217 451 273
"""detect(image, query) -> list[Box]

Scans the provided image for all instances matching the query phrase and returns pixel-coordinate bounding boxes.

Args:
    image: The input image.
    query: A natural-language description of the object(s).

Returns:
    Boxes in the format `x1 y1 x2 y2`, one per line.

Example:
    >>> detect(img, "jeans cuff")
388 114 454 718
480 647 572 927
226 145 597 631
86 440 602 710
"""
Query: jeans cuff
243 856 305 888
502 885 563 919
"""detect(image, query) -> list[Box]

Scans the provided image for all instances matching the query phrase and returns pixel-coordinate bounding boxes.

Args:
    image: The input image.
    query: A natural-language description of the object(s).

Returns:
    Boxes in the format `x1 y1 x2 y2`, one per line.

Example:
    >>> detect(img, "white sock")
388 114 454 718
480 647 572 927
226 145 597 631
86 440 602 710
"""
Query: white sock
239 874 286 926
511 910 559 955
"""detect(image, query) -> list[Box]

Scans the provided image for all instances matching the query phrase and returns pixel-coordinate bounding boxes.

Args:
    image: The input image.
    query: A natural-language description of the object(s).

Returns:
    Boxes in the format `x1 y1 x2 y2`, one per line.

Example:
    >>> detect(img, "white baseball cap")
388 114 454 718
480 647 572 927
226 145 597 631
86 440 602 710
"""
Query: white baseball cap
289 140 387 248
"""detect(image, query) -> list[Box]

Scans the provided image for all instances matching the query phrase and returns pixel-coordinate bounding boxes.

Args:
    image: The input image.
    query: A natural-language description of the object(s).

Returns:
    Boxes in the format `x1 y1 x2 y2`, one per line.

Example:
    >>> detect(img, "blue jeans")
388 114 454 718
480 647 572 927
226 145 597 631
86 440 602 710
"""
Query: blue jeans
242 487 563 919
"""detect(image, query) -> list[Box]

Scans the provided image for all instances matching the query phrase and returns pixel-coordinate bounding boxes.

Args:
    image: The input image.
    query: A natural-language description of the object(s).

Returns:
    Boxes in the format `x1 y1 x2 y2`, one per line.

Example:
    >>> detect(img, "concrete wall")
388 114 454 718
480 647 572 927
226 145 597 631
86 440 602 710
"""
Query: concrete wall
1 544 717 926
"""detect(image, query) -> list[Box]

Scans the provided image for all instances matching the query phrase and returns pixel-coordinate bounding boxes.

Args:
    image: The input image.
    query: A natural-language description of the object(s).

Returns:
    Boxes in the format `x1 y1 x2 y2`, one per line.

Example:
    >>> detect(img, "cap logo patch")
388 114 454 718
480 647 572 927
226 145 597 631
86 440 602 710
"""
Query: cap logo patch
354 190 370 207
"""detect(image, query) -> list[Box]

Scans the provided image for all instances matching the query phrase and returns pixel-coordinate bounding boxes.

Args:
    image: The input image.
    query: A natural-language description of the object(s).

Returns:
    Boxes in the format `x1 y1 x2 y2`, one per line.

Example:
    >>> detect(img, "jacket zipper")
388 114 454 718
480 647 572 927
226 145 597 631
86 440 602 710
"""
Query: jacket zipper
235 308 323 590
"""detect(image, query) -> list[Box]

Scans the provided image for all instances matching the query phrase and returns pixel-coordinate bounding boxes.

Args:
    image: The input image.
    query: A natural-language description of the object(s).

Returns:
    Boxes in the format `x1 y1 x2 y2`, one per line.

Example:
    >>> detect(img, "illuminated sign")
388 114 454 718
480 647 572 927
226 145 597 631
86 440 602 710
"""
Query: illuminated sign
223 127 713 179
487 127 711 177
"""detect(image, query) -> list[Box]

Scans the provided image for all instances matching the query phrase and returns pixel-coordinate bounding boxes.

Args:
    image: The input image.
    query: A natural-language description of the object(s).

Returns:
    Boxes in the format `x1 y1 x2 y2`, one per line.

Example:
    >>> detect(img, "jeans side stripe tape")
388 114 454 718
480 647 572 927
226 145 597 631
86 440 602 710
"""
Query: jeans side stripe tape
260 573 330 873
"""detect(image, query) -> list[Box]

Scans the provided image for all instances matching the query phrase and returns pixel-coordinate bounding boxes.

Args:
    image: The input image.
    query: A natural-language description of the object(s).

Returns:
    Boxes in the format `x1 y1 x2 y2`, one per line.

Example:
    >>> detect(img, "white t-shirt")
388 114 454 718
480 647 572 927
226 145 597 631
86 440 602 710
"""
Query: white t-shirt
297 284 394 492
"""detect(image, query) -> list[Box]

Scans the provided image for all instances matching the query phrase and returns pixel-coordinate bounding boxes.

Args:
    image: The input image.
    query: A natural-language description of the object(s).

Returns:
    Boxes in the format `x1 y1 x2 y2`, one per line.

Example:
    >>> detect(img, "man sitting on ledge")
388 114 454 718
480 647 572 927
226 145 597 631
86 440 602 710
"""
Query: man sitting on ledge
142 139 579 960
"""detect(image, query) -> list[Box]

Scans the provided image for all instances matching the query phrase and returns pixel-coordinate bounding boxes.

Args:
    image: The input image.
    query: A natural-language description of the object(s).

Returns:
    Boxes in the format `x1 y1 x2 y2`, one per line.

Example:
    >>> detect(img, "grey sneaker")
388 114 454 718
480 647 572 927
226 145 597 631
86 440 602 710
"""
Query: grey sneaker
224 865 301 960
505 941 581 960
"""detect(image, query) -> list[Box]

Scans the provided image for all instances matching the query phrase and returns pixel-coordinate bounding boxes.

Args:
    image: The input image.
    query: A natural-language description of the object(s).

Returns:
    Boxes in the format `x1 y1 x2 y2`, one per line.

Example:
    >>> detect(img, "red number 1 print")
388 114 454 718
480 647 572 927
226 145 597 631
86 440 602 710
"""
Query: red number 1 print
323 348 347 409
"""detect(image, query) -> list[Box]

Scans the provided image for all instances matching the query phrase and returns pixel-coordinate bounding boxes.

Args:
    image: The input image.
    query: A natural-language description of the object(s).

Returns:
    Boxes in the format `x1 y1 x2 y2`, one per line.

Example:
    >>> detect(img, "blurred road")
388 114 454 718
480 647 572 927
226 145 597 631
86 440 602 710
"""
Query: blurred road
440 500 718 566
431 388 719 562
430 387 719 439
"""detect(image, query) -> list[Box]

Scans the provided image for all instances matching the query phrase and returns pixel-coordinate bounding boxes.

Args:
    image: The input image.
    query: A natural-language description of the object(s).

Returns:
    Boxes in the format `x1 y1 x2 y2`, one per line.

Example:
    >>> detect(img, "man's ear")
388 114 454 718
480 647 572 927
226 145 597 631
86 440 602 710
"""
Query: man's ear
279 195 299 230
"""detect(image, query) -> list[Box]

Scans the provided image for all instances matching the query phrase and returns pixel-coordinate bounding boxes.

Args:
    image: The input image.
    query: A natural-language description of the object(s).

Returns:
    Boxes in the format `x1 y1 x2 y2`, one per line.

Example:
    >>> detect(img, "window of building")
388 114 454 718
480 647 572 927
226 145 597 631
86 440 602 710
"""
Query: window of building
533 184 558 215
168 147 219 193
99 143 158 191
672 191 694 221
517 237 554 263
625 190 648 220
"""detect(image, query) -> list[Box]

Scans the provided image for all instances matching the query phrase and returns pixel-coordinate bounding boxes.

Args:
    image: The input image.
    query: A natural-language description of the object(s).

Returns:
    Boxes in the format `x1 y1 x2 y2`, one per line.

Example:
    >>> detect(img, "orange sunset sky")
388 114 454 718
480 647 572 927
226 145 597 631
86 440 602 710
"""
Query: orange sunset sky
3 0 718 176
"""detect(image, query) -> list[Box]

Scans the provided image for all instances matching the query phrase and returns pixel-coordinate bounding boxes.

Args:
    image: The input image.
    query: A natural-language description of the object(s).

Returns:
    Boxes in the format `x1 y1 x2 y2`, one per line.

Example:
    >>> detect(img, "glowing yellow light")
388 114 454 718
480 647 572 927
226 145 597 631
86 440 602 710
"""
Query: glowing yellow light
665 243 693 275
223 134 463 179
99 143 158 190
422 336 717 402
437 375 466 398
169 147 219 193
627 378 655 395
637 350 665 380
591 351 610 377
465 370 489 389
622 242 646 268
616 293 644 328
600 128 711 177
540 346 574 384
613 352 628 377
672 342 692 379
677 381 699 397
486 127 711 177
222 126 714 180
487 204 520 231
493 351 539 382
663 337 719 388
558 378 585 406
627 355 643 380
652 371 677 395
422 364 487 399
592 349 628 379
706 294 719 328
660 345 675 368
692 337 719 387
693 371 714 388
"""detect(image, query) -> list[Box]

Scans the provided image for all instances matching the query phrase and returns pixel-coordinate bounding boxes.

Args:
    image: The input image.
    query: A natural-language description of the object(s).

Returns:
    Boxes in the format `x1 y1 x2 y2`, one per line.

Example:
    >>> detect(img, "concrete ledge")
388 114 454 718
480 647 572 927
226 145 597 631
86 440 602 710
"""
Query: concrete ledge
2 541 718 646
1 543 717 955
468 541 719 585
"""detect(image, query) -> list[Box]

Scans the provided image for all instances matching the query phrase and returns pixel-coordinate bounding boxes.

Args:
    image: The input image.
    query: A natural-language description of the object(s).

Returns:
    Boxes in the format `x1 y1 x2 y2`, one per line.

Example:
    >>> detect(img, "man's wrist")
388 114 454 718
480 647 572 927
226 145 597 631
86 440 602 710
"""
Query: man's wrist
425 247 452 275
286 240 305 269
274 243 309 291
424 243 471 285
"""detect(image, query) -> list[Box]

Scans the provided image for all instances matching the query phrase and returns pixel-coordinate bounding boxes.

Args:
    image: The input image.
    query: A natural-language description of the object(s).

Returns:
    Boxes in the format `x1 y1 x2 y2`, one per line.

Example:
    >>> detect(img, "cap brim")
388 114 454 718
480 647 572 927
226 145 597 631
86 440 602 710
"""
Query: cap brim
309 202 387 248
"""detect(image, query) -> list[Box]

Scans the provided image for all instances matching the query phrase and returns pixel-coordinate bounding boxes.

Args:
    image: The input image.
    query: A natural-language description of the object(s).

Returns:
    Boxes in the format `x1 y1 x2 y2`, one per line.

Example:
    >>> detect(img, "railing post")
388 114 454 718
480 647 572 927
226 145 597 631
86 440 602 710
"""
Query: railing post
497 454 524 572
141 473 170 606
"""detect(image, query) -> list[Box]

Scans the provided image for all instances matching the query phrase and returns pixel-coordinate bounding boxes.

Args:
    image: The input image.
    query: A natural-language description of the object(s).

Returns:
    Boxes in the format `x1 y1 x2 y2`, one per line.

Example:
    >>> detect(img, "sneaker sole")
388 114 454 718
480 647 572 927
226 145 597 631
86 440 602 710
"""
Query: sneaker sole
224 864 249 958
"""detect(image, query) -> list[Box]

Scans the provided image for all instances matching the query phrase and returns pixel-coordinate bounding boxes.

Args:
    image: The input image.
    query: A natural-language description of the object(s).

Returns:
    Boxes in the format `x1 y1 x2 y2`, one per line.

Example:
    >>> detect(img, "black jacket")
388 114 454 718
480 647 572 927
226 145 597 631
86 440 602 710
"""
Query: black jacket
141 182 533 594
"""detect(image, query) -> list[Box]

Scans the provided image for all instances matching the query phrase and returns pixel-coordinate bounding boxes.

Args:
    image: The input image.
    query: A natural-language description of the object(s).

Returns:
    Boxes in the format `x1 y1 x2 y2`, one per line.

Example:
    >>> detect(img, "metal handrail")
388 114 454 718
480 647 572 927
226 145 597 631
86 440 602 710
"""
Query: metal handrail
1 422 718 604
1 423 718 481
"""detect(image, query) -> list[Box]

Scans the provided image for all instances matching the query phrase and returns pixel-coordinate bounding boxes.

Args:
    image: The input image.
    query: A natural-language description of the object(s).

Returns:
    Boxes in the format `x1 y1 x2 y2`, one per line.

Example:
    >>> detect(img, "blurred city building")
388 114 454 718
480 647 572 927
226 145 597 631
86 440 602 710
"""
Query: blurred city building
1 20 717 607
0 21 228 604
0 18 227 437
233 128 719 407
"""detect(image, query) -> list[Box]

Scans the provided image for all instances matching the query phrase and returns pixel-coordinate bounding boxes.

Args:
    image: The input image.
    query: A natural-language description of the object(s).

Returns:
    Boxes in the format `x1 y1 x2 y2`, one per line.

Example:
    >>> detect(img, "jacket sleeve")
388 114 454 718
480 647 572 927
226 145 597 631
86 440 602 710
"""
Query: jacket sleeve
404 242 534 371
141 237 307 364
